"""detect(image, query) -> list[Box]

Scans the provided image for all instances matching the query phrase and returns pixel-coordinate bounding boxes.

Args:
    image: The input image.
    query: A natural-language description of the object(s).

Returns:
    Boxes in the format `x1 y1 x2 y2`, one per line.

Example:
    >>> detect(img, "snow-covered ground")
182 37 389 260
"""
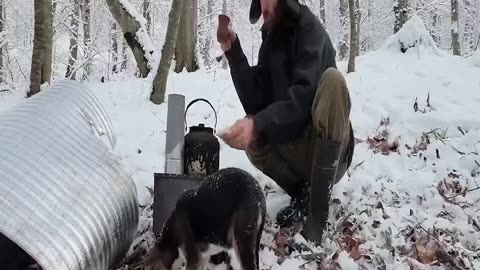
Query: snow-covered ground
1 18 479 270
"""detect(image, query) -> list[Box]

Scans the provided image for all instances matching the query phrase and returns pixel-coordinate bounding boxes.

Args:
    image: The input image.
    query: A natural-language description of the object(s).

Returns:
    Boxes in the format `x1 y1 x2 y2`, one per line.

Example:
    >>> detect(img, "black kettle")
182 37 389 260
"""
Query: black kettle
183 98 220 176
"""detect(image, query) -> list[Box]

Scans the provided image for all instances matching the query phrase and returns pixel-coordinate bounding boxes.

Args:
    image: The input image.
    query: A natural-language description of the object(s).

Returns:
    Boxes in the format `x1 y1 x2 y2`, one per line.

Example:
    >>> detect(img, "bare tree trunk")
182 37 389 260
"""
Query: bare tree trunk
463 0 474 53
221 0 228 69
0 0 4 84
431 10 439 45
53 0 57 15
66 0 80 80
355 0 360 57
105 0 152 78
347 0 357 73
361 0 372 52
143 0 151 34
393 0 408 34
29 0 53 97
42 0 53 84
174 0 199 73
451 0 461 55
29 0 45 96
338 0 349 60
150 0 185 104
121 41 127 71
202 0 213 69
319 0 325 25
81 0 91 80
111 22 118 73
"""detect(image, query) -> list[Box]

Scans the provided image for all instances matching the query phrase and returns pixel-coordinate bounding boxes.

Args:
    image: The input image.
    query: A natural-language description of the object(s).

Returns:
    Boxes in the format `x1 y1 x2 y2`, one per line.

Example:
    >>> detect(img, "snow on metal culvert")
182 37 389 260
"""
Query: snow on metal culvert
0 80 139 270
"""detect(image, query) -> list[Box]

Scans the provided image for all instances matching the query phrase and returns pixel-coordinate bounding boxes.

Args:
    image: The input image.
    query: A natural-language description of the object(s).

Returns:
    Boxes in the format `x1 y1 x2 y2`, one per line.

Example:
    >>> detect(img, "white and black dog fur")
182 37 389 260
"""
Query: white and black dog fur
147 167 267 270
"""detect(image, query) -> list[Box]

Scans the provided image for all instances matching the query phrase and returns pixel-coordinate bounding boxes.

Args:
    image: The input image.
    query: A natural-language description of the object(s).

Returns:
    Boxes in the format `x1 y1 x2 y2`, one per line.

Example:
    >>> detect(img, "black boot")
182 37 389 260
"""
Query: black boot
275 181 310 228
261 151 304 197
260 153 309 228
302 139 342 244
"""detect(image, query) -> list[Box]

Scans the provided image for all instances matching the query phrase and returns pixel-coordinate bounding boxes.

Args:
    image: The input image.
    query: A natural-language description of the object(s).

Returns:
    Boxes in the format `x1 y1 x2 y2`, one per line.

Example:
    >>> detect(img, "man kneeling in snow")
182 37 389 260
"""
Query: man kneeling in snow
218 0 355 244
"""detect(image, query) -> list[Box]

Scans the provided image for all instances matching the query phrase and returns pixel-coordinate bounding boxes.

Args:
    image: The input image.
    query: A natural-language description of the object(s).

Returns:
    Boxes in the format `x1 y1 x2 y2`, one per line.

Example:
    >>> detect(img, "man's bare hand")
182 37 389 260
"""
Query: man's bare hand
218 24 237 52
219 118 255 150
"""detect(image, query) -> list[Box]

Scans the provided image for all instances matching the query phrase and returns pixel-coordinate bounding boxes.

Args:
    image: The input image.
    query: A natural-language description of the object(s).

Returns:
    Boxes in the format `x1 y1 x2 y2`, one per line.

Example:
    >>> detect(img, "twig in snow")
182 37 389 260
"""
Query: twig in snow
451 146 466 155
428 128 448 143
151 112 165 125
333 213 354 236
467 187 480 193
348 160 365 177
413 97 419 112
352 160 365 170
469 216 480 232
457 126 466 136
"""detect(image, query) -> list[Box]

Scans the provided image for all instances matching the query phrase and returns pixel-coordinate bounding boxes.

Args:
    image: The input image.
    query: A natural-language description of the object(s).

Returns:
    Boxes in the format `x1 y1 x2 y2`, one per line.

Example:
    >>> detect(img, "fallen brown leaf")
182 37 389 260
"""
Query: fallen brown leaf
273 229 289 257
336 236 369 261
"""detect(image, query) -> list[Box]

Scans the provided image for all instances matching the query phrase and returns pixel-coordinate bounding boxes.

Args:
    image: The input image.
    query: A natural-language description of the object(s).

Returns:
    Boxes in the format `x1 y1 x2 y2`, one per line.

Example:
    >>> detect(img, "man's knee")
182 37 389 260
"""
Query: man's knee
315 68 351 110
311 67 351 142
323 67 346 83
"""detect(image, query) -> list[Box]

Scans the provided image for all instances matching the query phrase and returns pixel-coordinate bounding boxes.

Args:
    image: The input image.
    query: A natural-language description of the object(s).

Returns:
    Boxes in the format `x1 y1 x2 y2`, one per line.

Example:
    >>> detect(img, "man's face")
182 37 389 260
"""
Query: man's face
260 0 278 25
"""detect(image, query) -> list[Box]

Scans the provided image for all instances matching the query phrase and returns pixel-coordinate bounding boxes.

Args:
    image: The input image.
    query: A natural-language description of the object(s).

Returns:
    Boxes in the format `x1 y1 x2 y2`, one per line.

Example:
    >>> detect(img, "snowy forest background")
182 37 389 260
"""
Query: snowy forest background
0 0 478 97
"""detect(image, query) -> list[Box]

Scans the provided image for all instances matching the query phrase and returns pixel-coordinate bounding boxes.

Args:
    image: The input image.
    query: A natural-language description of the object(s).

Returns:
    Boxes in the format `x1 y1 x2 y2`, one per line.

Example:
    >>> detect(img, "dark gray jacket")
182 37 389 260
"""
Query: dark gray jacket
225 2 340 145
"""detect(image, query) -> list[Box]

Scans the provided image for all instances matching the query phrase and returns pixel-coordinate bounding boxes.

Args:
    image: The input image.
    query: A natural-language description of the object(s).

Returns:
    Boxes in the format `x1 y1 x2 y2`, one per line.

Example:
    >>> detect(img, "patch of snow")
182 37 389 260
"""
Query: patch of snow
381 15 447 57
469 51 480 67
338 251 359 270
117 0 148 25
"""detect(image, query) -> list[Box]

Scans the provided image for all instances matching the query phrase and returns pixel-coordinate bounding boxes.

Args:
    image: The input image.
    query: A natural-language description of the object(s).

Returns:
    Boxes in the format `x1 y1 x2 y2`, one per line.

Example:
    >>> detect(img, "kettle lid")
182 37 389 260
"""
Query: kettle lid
189 123 214 133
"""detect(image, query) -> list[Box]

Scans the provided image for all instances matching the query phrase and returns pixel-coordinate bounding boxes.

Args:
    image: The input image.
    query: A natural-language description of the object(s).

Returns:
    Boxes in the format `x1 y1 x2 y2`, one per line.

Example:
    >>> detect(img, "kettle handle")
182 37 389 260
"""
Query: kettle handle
184 98 218 132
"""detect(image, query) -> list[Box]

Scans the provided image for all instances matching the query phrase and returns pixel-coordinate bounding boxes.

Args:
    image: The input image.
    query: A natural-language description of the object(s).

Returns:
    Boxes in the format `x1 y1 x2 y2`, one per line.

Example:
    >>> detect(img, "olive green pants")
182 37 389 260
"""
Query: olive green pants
246 68 353 193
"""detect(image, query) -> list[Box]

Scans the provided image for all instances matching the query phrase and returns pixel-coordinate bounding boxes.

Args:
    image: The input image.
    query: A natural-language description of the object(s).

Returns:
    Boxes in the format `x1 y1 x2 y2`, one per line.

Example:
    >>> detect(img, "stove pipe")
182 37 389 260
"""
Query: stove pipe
164 94 185 174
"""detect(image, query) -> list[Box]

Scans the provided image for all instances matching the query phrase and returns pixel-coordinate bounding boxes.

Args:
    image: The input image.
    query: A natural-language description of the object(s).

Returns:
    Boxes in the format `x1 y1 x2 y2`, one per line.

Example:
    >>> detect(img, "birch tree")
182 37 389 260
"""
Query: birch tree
28 0 53 97
338 0 349 60
111 22 119 73
462 0 475 53
143 0 151 34
0 0 4 84
121 42 128 71
150 0 185 104
174 0 199 73
81 0 91 79
201 0 213 69
431 8 440 44
319 0 325 25
66 0 80 80
451 0 461 55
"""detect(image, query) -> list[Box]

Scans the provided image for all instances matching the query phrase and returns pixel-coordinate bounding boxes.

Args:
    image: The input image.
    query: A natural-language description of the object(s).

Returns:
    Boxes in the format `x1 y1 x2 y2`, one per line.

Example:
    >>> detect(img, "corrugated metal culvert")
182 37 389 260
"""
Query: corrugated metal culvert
0 80 139 270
